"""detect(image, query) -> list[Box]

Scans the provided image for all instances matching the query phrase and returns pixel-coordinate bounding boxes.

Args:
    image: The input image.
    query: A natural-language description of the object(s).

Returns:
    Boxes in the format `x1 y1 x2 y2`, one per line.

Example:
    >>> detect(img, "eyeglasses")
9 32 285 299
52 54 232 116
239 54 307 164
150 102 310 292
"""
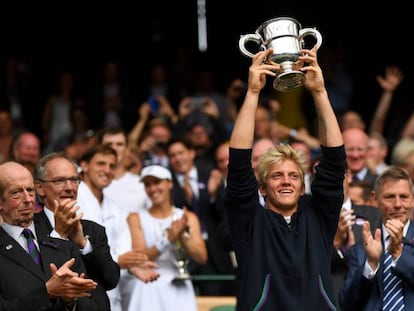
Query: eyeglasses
38 177 81 187
9 187 36 200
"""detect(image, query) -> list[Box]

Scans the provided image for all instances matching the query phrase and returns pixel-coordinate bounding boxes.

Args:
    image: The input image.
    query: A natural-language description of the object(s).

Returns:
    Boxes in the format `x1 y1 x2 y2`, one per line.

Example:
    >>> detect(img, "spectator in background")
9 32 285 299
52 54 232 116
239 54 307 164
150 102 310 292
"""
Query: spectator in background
253 104 275 142
41 71 83 154
143 63 180 111
0 56 38 135
77 144 159 311
251 138 275 207
390 138 414 182
331 168 381 309
167 138 233 296
0 110 13 163
224 78 247 135
128 97 174 167
290 139 315 195
100 127 151 215
348 180 375 206
215 141 230 186
366 132 389 175
339 110 366 132
88 61 135 131
10 131 41 174
188 123 217 171
368 66 404 137
319 45 354 117
123 145 143 175
63 130 98 165
343 127 378 189
251 138 274 179
173 94 229 146
190 69 228 125
213 141 239 289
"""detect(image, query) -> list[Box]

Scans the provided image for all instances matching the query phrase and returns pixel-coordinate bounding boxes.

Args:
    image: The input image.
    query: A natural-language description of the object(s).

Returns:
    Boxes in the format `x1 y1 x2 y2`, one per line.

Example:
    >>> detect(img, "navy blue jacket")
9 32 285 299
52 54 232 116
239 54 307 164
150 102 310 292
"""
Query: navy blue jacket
224 145 346 310
339 221 414 310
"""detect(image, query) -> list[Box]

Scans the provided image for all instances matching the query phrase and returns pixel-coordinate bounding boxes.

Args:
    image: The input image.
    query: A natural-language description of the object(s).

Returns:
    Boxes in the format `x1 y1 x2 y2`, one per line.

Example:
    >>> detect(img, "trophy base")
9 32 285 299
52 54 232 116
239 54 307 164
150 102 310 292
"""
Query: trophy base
172 274 192 283
273 71 305 92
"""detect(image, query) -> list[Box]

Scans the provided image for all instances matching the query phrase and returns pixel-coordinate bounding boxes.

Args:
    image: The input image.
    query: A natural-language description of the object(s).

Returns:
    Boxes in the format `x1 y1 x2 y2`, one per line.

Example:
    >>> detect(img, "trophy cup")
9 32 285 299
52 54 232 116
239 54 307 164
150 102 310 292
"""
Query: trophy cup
170 239 191 283
170 213 191 283
239 17 322 92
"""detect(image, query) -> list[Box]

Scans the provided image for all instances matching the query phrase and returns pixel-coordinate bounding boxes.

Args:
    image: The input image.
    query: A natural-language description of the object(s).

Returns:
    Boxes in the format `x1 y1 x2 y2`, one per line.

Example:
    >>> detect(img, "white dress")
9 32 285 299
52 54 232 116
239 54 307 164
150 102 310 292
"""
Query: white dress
127 207 198 311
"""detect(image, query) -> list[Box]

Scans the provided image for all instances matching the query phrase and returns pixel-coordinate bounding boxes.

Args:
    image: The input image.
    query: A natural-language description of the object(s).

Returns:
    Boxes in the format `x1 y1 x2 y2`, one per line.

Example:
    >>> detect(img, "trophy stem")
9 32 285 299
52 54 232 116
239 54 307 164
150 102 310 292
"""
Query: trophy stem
274 61 305 92
280 61 294 74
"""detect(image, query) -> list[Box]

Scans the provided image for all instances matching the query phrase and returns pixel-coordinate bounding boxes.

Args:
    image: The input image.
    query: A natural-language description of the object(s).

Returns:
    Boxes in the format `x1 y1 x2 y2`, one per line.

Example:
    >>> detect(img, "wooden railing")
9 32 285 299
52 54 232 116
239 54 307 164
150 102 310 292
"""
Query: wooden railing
196 296 236 311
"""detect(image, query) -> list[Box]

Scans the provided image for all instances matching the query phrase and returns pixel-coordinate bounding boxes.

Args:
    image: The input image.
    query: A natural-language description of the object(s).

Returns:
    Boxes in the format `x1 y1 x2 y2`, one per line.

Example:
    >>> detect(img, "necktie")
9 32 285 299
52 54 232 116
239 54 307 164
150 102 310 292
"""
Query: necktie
383 250 405 310
22 228 41 265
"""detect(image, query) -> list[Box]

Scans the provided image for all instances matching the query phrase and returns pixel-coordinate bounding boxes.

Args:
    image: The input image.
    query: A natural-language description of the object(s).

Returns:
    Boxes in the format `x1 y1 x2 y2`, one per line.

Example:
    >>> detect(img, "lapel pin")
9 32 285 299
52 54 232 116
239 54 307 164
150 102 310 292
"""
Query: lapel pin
6 244 12 250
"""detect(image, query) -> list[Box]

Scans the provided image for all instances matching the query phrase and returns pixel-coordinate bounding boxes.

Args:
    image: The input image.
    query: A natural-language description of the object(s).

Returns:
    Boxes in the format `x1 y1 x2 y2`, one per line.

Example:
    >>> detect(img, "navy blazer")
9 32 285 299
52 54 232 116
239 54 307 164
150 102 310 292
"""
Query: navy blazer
0 226 99 311
34 209 120 311
339 221 414 310
331 204 382 310
171 165 236 296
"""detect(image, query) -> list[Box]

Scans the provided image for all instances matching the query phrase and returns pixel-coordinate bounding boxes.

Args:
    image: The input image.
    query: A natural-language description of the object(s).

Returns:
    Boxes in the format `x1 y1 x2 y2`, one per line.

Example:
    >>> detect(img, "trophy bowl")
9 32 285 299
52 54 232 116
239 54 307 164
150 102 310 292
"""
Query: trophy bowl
239 17 322 92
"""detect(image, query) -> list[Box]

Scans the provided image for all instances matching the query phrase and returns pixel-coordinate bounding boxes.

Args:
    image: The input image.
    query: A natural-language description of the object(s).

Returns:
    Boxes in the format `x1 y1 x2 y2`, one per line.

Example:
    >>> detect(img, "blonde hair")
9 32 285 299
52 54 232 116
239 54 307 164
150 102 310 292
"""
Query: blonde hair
257 143 307 186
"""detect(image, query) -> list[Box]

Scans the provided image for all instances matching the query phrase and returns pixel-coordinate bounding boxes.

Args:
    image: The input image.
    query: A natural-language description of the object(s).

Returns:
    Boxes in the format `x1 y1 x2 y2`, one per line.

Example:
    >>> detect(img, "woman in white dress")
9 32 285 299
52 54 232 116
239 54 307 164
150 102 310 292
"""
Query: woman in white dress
127 165 207 311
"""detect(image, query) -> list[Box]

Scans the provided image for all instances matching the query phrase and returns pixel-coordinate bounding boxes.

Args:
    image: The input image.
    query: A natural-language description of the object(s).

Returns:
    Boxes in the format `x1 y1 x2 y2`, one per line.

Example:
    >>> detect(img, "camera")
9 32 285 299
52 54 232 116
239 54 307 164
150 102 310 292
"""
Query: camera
190 97 205 109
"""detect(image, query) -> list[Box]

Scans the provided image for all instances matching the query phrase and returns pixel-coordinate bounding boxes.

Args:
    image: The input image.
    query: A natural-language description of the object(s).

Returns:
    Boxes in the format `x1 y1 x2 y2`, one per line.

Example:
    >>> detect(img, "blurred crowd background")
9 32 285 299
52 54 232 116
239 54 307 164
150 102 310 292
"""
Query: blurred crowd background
0 2 410 140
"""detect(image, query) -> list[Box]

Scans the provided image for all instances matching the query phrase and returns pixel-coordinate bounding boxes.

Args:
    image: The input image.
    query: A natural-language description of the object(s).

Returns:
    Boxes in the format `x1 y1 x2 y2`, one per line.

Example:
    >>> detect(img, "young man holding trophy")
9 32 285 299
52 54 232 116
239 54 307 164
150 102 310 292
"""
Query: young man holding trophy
224 43 346 310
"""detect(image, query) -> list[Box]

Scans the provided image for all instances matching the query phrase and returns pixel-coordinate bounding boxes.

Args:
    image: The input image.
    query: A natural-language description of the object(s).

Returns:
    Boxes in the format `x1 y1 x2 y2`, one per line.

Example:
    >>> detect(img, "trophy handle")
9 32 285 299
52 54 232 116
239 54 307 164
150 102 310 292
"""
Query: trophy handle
238 33 264 58
299 28 322 49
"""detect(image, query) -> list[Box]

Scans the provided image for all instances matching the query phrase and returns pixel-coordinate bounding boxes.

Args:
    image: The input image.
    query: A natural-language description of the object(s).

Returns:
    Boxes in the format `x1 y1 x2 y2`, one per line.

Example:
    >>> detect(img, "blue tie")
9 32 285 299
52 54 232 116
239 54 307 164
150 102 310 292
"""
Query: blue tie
383 250 405 310
22 228 41 265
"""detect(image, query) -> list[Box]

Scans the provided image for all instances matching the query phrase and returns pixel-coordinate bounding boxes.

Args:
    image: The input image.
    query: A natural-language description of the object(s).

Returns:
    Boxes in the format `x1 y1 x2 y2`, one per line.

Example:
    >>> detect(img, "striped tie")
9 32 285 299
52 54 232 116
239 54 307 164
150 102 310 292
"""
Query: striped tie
383 250 405 310
22 228 41 265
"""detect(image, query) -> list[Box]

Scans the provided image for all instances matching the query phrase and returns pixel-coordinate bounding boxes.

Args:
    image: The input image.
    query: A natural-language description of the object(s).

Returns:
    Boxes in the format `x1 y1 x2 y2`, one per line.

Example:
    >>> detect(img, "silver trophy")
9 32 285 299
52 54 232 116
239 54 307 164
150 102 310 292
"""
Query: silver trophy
170 240 191 283
239 17 322 92
170 213 191 283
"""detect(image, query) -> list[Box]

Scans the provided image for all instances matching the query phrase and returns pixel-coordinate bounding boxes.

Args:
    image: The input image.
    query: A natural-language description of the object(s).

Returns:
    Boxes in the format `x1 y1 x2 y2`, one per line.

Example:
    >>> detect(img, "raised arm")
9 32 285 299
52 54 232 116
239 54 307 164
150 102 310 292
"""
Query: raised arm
300 46 343 147
369 66 404 135
230 48 279 149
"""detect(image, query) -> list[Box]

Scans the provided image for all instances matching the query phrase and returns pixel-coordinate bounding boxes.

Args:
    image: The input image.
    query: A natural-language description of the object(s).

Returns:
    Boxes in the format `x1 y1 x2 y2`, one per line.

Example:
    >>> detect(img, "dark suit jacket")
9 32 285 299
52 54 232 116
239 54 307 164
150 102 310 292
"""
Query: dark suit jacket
35 210 120 311
361 170 378 189
171 165 235 295
331 204 382 309
0 225 99 311
339 221 414 310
